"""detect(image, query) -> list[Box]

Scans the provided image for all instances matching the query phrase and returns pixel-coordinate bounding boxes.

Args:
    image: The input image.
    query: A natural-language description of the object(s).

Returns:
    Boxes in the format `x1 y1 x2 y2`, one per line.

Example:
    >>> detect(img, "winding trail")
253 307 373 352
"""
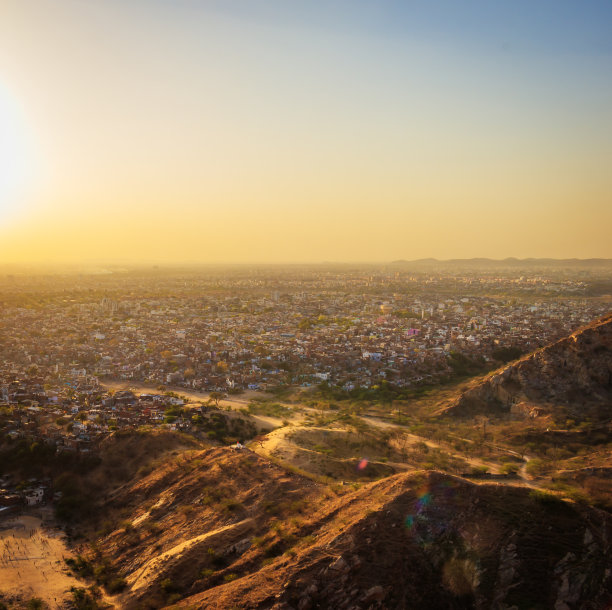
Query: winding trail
101 378 540 487
359 414 539 487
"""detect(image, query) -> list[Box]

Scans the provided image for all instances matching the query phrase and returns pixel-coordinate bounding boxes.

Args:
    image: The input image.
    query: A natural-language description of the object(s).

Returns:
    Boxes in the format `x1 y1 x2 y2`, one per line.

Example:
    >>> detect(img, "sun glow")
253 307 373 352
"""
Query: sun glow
0 84 33 227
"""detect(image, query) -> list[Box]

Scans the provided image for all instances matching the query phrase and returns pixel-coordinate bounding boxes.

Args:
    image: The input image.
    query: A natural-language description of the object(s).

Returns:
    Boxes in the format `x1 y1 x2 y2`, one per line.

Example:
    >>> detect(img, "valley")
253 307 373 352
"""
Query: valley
0 269 611 608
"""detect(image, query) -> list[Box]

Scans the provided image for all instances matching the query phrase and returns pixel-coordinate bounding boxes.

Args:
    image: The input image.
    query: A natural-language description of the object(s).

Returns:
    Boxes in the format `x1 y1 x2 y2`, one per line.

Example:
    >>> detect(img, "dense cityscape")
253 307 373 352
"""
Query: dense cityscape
1 263 611 608
0 264 609 459
3 265 610 393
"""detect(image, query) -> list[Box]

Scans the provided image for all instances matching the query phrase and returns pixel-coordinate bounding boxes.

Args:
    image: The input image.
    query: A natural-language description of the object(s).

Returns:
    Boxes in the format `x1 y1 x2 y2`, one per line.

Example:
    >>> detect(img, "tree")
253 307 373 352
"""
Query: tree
491 346 524 363
475 415 489 440
208 392 226 408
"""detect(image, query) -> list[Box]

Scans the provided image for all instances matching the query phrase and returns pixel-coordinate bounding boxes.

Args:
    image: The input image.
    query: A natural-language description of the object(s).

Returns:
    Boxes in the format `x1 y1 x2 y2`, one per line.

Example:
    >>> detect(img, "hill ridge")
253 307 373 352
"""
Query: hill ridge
441 312 612 419
77 445 612 609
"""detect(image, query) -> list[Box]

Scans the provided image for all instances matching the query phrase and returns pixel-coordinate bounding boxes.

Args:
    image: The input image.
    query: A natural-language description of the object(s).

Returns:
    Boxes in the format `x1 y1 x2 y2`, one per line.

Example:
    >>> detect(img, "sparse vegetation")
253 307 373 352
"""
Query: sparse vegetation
246 400 292 418
529 489 565 506
70 587 105 610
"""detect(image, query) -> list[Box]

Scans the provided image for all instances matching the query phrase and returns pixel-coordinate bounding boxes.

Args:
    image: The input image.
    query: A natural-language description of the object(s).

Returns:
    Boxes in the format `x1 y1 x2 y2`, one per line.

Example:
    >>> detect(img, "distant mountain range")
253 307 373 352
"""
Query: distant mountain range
390 257 612 267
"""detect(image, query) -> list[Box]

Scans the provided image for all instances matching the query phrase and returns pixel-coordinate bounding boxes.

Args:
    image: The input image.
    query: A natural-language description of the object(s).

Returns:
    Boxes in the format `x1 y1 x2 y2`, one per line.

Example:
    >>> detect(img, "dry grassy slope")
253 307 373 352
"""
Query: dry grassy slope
253 424 400 481
94 447 322 608
87 429 200 498
90 445 612 609
174 471 612 610
442 312 612 419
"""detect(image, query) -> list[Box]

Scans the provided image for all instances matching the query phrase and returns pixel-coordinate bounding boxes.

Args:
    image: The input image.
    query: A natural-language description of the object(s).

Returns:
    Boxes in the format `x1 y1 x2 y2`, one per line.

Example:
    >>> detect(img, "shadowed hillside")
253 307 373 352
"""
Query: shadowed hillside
65 447 612 609
442 313 612 420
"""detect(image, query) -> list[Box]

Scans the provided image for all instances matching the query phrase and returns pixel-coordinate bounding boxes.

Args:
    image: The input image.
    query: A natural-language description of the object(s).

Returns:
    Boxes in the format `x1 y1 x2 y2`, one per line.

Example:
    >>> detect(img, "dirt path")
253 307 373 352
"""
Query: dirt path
356 415 500 472
363 417 539 487
0 514 90 608
248 410 508 480
128 519 254 594
99 379 282 432
100 379 264 410
101 379 538 487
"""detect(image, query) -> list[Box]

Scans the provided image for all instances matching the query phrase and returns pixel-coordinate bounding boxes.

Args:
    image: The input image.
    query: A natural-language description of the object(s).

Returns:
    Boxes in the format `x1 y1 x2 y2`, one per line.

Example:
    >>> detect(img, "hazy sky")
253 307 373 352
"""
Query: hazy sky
1 0 611 263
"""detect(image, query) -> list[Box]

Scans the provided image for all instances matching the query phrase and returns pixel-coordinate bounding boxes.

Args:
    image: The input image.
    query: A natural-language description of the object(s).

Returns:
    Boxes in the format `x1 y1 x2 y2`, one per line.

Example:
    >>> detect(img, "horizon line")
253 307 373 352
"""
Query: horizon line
1 256 612 270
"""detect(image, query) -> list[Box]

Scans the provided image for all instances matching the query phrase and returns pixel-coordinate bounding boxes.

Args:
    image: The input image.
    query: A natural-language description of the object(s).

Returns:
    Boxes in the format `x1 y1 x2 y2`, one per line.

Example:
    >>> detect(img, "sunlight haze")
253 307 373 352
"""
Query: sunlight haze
1 0 611 263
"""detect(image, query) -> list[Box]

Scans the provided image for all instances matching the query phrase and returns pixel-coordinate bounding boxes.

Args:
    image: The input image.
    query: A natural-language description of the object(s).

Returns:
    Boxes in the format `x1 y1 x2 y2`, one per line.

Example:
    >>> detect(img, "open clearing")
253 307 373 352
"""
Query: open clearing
0 514 87 608
99 379 261 410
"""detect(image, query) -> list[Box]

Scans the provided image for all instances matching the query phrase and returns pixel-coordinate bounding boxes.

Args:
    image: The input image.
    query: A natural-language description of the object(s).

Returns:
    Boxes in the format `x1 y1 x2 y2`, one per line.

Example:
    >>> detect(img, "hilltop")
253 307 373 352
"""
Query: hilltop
62 446 612 609
442 313 612 421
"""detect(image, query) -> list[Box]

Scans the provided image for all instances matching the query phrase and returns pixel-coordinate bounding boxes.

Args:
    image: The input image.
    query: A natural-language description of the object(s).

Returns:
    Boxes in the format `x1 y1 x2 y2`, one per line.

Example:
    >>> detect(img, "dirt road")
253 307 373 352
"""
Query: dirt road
99 379 282 432
100 379 538 486
99 379 260 409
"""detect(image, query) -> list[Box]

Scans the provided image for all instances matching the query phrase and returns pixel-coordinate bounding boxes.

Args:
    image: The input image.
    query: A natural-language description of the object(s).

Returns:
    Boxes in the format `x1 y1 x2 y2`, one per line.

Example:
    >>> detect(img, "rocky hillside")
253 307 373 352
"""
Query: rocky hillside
77 447 321 608
71 448 612 609
442 312 612 420
174 471 612 610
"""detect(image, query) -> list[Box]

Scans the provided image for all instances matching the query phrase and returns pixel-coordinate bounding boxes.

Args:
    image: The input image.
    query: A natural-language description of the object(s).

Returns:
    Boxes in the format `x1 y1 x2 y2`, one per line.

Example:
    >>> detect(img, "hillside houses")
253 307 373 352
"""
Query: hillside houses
0 377 192 459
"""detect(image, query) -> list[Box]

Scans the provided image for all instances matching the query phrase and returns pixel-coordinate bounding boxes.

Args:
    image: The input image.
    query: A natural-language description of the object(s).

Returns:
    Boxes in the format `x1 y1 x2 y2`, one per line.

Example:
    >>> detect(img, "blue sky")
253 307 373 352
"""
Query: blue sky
0 0 611 262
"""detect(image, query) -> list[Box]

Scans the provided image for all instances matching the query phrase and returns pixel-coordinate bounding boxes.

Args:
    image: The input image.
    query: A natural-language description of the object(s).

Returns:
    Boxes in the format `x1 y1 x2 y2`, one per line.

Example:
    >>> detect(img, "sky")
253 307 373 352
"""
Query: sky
0 0 611 264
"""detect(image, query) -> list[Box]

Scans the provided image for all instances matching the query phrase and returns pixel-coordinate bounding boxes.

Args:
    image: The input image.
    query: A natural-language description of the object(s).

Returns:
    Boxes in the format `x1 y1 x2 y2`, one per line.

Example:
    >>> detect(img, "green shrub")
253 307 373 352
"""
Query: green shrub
65 555 94 578
70 587 104 610
529 490 564 506
160 578 177 593
500 463 519 475
222 499 242 512
106 577 127 594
